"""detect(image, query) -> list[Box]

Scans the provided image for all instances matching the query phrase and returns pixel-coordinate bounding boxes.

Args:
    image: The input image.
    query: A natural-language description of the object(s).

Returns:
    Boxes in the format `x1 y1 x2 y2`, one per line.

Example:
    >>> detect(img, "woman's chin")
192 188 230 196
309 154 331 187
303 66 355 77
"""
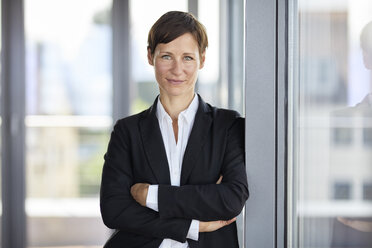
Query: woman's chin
161 89 193 98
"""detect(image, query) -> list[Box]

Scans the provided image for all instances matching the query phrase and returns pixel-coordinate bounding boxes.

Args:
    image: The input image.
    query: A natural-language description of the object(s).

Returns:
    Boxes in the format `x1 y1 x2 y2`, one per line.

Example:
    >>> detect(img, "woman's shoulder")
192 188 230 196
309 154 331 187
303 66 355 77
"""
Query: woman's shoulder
206 104 244 130
199 97 241 120
208 105 242 121
114 108 150 128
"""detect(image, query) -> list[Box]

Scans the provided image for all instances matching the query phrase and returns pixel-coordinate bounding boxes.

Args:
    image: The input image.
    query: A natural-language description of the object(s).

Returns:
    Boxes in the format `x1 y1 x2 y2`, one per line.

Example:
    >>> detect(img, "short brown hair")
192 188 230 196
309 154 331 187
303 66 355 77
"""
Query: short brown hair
147 11 208 58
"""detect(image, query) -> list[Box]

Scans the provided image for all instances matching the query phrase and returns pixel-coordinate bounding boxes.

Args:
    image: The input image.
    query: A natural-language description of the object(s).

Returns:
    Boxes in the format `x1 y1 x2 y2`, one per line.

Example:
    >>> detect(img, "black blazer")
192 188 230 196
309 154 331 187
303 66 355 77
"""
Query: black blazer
100 95 249 248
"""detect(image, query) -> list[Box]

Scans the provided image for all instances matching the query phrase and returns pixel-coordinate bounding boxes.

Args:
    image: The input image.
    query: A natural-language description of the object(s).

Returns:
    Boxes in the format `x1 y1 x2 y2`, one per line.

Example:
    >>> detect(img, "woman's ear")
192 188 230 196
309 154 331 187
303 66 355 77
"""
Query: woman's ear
199 51 206 69
147 48 154 66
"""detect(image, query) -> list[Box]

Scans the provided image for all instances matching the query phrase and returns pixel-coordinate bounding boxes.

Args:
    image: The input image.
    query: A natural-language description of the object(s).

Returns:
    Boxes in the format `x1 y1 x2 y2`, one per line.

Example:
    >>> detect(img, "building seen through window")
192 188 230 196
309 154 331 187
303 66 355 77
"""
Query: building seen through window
363 183 372 201
333 182 352 200
363 127 372 146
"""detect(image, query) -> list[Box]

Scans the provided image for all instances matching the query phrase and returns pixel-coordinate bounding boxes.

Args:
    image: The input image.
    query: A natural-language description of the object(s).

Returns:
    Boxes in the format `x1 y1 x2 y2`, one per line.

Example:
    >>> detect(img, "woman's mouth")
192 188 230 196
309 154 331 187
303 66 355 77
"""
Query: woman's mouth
167 79 184 85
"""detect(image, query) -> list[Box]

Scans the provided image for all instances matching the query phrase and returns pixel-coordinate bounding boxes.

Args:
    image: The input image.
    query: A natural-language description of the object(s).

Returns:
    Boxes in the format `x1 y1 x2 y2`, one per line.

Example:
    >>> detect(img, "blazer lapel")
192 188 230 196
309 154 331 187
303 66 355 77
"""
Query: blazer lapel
181 95 212 185
139 97 171 185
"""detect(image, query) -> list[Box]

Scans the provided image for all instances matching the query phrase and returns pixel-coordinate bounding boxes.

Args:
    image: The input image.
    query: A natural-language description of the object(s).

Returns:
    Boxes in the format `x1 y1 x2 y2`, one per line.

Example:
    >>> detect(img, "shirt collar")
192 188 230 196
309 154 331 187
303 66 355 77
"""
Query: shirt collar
156 94 199 123
180 94 199 124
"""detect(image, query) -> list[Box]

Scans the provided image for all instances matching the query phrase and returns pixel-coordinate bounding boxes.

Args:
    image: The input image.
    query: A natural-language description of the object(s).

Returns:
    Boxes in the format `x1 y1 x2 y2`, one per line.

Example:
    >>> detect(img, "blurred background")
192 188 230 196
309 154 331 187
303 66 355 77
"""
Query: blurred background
2 0 372 247
1 0 244 247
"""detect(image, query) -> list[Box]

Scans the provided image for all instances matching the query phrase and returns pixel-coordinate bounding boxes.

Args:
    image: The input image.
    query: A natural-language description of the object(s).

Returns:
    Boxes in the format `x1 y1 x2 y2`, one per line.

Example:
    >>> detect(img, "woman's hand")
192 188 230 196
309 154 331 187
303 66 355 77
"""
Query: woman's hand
130 183 150 207
338 217 372 232
216 175 223 184
199 217 237 232
199 176 235 232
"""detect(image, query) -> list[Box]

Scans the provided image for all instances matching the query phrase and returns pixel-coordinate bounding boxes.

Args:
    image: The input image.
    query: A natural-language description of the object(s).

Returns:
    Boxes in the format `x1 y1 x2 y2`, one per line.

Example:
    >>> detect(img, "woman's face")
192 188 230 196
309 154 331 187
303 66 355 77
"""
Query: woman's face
148 32 205 99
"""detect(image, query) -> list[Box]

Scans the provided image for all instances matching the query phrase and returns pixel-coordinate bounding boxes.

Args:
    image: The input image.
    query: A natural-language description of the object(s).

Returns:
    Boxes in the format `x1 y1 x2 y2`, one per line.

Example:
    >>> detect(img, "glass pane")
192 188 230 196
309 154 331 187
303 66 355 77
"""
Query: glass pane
289 1 372 247
25 1 113 247
226 0 245 115
197 0 222 107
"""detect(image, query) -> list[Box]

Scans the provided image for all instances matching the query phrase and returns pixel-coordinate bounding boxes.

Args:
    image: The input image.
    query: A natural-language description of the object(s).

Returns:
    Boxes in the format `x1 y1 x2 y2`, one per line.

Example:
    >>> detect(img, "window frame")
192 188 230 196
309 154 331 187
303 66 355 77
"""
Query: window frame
244 0 288 247
0 0 289 247
1 0 27 247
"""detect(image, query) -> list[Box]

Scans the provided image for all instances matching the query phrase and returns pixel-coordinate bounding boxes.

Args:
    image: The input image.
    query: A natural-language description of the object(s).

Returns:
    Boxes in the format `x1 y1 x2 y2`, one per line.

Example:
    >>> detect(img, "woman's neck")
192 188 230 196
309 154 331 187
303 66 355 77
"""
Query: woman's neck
159 93 195 121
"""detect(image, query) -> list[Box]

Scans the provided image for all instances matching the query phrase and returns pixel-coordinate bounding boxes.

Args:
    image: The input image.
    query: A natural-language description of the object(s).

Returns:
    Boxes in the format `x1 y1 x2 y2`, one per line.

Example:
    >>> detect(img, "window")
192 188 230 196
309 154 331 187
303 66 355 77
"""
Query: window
363 183 372 201
197 0 223 107
363 128 372 146
2 1 248 247
24 0 113 247
333 182 352 200
288 0 372 247
332 127 353 145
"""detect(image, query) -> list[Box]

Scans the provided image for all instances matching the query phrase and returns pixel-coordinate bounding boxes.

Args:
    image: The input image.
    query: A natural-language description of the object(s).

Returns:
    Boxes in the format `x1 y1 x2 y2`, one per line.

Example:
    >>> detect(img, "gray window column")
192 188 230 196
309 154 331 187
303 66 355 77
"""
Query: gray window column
244 0 287 247
188 0 198 17
1 0 26 247
112 0 131 121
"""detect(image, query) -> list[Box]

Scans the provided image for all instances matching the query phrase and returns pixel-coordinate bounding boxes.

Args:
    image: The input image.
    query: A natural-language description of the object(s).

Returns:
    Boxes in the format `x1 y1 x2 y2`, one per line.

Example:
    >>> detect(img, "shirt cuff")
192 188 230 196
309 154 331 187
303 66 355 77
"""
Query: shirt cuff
146 185 159 212
186 220 199 241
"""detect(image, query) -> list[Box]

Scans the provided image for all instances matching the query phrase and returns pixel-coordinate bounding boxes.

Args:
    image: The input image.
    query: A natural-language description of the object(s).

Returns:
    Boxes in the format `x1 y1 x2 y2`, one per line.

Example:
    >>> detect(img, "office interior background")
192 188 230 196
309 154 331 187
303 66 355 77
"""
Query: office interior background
0 0 371 247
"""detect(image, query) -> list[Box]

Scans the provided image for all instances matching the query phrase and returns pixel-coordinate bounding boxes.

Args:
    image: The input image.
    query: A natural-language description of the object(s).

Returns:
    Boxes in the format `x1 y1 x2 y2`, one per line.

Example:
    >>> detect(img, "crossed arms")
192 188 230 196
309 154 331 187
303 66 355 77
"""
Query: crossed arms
100 117 248 243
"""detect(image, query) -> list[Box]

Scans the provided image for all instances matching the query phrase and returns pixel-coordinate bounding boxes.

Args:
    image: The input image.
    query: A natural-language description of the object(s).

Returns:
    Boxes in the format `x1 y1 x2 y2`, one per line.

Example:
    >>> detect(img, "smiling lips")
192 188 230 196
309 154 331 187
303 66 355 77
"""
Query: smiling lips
167 79 185 85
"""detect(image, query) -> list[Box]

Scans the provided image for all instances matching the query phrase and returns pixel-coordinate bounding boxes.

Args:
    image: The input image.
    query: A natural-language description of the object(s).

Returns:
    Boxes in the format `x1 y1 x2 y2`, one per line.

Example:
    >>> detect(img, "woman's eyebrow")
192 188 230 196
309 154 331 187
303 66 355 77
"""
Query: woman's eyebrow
158 51 173 54
183 52 197 55
158 51 197 55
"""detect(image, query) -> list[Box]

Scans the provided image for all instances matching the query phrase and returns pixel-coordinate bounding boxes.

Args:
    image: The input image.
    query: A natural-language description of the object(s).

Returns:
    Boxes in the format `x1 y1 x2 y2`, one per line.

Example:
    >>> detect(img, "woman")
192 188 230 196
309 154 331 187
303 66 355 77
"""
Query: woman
100 11 248 248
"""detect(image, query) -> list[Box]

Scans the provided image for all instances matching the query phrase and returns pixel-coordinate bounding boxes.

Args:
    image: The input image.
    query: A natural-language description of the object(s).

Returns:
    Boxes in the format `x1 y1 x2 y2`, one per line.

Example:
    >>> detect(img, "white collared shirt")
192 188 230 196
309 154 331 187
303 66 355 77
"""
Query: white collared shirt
146 94 199 248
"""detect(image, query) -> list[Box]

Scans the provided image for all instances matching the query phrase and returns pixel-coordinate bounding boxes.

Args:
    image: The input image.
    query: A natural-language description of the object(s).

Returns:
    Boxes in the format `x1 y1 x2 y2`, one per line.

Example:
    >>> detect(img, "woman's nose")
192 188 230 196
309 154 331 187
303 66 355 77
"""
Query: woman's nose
171 59 183 75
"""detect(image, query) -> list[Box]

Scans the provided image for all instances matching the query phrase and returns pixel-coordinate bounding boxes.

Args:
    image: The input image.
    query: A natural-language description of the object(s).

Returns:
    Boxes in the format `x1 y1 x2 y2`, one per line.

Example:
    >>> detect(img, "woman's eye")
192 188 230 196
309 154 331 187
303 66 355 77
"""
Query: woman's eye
162 55 171 60
184 56 194 61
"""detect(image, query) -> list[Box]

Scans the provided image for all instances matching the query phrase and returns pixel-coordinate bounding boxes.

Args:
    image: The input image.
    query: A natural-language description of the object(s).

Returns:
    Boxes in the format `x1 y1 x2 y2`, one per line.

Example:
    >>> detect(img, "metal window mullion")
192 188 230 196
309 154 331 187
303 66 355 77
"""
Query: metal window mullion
276 0 289 247
287 0 299 246
227 0 245 115
188 0 198 17
219 0 229 108
244 0 277 247
112 0 131 122
1 0 26 247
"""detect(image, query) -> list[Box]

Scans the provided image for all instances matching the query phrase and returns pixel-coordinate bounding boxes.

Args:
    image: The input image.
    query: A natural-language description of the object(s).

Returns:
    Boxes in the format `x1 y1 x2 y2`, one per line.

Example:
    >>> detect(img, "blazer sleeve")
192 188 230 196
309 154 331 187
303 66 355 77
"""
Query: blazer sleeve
158 117 249 221
100 120 191 243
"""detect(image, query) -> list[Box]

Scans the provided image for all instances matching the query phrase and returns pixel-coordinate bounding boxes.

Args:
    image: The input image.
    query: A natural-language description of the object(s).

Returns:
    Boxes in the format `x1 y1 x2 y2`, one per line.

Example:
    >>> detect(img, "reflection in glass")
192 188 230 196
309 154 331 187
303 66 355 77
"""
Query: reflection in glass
289 1 372 247
332 127 352 145
25 0 112 247
333 182 352 200
363 127 372 146
363 183 372 201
